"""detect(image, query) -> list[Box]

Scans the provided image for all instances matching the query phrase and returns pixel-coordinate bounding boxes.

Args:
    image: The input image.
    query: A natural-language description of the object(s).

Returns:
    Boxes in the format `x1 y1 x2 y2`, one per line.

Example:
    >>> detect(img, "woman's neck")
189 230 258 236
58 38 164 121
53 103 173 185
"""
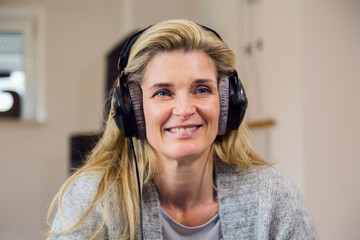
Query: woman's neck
152 150 218 226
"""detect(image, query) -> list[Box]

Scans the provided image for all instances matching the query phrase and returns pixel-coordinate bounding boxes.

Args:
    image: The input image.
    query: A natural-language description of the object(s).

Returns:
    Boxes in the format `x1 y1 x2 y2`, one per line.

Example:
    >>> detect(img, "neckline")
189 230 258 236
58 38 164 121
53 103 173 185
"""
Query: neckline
160 207 219 230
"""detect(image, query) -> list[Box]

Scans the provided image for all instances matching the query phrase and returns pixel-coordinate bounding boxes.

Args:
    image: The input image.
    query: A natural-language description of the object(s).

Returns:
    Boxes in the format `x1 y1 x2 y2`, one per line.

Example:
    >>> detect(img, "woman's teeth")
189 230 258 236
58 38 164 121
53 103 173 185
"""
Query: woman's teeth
169 126 197 133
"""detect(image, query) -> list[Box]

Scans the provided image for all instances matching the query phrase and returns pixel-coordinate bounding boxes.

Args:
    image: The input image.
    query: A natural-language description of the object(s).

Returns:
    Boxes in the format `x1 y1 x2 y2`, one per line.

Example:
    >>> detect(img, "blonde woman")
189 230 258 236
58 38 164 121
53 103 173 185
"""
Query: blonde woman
46 19 317 240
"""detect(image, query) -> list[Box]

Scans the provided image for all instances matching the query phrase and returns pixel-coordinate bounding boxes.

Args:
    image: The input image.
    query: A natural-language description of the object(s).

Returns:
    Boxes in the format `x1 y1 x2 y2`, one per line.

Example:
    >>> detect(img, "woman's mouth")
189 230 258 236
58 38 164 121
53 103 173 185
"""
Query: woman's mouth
165 125 202 133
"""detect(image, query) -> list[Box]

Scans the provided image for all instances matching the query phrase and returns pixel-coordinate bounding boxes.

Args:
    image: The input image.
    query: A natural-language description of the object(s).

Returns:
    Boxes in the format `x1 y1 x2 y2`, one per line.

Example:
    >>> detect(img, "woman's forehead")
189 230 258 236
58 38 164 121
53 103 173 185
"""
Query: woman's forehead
142 51 217 85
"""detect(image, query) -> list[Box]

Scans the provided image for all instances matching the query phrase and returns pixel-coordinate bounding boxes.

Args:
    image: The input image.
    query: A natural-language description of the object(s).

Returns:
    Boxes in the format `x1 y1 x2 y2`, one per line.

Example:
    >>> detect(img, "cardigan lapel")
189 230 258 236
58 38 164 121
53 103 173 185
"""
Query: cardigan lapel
215 159 260 240
142 181 162 239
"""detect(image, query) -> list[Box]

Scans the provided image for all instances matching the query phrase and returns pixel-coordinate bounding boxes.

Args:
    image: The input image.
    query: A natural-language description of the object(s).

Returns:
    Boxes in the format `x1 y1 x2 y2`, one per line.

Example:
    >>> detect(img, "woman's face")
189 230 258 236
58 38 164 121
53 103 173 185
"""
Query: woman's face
141 50 220 161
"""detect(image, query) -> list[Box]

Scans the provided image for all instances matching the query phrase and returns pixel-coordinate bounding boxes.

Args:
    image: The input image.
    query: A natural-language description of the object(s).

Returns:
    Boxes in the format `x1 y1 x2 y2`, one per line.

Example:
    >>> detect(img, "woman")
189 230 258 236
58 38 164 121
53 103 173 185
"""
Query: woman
46 19 317 239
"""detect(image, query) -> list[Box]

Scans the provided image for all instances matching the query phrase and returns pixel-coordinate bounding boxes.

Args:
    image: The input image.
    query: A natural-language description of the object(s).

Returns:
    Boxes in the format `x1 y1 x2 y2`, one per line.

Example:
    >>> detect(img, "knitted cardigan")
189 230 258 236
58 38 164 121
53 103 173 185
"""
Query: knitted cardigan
47 159 318 239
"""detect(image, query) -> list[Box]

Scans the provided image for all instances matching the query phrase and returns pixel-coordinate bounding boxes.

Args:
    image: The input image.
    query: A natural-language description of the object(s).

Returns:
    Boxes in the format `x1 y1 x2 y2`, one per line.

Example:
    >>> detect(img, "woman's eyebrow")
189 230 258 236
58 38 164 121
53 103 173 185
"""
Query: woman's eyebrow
192 79 217 85
146 79 216 91
147 82 174 90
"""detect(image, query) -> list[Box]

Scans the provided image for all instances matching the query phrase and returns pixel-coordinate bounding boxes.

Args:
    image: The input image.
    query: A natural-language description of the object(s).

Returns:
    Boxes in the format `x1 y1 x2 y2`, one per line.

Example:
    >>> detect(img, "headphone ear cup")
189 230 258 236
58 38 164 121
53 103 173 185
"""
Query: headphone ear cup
127 82 146 139
111 84 138 138
218 77 229 135
227 72 248 131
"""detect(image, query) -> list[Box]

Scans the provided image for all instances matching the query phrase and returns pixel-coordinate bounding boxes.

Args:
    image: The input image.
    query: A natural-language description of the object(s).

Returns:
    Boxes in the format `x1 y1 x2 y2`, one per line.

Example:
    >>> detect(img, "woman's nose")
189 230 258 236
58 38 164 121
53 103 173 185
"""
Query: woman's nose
172 95 195 120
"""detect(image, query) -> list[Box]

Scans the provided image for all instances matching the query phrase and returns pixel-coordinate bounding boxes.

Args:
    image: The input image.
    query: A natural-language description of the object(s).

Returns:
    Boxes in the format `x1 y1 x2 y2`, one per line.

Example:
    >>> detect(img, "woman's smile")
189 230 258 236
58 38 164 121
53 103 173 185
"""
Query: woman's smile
165 124 202 136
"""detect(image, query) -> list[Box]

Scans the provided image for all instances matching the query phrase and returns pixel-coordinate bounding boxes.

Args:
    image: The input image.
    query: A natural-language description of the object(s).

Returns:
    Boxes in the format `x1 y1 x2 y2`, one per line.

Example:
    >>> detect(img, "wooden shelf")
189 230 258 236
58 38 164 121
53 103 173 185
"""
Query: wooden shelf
247 118 275 129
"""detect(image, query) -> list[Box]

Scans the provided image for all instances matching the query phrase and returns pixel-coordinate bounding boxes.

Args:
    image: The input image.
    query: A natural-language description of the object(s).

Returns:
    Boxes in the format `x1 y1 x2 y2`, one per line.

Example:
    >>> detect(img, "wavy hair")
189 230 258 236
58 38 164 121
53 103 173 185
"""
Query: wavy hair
46 19 269 240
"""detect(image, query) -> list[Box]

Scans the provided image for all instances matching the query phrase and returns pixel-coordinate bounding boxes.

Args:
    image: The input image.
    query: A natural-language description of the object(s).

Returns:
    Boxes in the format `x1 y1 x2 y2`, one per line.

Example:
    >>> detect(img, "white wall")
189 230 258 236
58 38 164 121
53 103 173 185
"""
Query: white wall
0 0 359 239
303 0 360 239
261 0 305 191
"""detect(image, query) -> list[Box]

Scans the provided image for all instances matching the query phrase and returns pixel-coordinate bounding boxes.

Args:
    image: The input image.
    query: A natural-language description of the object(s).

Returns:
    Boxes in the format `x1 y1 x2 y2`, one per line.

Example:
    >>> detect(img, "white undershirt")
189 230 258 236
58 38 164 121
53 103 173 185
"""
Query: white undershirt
160 207 220 240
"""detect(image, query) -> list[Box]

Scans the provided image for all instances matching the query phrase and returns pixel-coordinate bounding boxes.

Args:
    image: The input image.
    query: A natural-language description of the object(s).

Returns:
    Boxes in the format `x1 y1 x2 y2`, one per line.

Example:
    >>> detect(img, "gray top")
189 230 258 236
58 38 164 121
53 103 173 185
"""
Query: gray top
47 159 318 239
160 207 220 240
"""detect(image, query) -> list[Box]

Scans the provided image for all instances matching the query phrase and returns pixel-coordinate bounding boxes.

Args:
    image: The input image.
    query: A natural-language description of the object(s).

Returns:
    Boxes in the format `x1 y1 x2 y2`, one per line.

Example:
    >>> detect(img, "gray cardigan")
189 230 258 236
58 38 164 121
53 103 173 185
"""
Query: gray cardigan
48 160 318 239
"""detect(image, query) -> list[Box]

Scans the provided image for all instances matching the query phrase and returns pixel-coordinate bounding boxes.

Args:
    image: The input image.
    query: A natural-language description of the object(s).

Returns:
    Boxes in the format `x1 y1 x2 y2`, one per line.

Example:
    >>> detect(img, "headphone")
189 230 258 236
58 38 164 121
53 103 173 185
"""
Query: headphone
111 24 248 139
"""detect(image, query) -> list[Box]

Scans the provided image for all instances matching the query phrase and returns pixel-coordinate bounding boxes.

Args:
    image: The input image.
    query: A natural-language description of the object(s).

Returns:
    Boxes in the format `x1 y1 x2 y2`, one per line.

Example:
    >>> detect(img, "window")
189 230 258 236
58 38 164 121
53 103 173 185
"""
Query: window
0 9 44 122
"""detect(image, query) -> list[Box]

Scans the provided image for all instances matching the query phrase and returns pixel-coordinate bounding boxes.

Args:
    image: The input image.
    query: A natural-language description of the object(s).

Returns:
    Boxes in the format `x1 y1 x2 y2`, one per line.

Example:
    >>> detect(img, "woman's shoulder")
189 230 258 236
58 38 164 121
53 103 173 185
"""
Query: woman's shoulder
62 171 102 204
52 171 103 221
251 166 299 196
249 166 318 238
215 159 299 197
216 160 318 239
215 159 307 219
46 171 110 239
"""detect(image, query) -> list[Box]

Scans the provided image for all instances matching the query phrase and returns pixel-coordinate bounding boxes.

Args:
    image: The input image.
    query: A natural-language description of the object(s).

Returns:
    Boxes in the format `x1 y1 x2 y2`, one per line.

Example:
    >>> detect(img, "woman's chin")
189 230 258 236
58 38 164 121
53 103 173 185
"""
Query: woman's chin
157 145 211 163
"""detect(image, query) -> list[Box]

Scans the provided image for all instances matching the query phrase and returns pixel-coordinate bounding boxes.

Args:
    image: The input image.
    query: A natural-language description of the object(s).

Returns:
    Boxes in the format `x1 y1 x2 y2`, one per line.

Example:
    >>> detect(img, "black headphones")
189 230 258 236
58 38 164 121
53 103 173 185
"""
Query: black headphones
111 24 248 139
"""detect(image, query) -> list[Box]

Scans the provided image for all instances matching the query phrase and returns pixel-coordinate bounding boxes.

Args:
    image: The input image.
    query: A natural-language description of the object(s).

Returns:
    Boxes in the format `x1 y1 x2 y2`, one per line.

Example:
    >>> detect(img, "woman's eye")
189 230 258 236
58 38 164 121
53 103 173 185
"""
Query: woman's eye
196 87 212 94
153 90 171 97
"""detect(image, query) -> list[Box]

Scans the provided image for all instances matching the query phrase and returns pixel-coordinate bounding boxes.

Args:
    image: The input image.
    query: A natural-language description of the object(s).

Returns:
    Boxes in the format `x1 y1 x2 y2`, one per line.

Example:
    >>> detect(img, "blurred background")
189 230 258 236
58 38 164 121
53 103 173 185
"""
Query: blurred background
0 0 359 239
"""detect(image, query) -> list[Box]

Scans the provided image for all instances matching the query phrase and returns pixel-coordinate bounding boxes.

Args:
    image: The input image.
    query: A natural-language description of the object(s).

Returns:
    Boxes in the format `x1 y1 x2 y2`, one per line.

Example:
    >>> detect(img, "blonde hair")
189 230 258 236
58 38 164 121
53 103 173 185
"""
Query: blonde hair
46 19 268 240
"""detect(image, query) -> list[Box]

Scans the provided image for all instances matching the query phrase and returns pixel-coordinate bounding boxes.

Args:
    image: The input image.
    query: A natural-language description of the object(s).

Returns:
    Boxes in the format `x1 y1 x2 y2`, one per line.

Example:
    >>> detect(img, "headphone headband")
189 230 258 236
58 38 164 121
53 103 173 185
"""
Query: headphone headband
118 26 152 72
117 24 223 73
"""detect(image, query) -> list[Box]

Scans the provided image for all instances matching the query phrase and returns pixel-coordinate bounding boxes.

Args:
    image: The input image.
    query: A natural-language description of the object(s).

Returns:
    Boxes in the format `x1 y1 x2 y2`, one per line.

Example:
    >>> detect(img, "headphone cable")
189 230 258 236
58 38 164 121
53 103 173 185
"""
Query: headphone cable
128 137 144 240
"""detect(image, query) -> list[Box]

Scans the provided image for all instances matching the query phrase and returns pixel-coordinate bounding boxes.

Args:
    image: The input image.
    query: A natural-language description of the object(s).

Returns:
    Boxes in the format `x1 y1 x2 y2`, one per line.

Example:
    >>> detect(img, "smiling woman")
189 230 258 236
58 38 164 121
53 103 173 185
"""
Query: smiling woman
46 19 318 240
